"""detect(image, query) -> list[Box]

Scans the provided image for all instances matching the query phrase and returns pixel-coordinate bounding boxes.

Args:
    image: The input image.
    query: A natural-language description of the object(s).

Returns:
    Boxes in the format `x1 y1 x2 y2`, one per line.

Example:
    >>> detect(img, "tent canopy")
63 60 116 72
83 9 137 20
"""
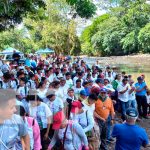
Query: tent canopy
35 48 54 54
0 47 23 54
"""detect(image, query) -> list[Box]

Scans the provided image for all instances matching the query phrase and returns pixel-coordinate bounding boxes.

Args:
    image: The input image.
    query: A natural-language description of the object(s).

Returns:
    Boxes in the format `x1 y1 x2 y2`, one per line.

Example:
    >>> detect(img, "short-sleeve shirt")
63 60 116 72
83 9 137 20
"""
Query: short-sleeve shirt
29 102 52 129
117 83 129 102
112 123 149 150
47 98 64 115
135 82 147 96
0 114 28 150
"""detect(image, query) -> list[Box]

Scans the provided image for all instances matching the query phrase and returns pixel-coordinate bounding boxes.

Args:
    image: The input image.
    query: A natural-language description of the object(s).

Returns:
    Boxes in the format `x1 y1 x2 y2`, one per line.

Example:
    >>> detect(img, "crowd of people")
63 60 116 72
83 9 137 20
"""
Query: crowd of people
0 53 149 150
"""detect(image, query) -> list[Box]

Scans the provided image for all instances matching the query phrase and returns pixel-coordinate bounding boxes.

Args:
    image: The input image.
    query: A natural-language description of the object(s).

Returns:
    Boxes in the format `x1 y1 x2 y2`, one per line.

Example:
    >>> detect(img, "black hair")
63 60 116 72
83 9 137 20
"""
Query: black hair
76 79 81 83
3 72 11 80
88 93 98 101
41 77 46 82
66 72 71 76
15 105 26 117
38 82 45 88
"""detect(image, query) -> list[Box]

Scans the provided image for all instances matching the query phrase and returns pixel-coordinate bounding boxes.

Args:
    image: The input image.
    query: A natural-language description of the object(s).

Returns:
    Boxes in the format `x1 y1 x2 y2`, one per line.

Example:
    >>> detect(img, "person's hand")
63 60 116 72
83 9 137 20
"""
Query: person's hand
112 100 116 105
44 132 49 140
100 117 106 122
111 120 114 125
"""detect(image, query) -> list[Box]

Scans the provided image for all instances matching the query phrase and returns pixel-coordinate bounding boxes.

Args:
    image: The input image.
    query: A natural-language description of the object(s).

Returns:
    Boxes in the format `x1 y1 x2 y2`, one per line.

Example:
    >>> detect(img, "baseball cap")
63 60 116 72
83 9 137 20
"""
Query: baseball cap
71 101 83 113
52 111 65 130
126 108 138 118
80 90 87 96
100 88 107 93
96 78 104 84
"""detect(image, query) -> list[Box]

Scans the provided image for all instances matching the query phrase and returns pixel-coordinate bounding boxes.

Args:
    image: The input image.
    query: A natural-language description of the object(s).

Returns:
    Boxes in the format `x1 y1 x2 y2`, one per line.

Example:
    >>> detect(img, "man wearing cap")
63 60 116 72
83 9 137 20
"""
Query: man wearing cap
135 76 148 119
94 88 115 150
112 108 149 150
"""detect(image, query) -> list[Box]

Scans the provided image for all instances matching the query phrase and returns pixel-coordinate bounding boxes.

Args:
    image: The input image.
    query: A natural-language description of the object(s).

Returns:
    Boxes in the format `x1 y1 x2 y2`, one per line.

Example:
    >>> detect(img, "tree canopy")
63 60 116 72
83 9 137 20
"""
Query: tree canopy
80 0 150 56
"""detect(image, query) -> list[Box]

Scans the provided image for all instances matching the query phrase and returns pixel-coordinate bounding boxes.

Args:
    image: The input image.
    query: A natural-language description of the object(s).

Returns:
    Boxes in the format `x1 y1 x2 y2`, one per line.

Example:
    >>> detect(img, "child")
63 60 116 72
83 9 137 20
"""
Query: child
146 90 150 116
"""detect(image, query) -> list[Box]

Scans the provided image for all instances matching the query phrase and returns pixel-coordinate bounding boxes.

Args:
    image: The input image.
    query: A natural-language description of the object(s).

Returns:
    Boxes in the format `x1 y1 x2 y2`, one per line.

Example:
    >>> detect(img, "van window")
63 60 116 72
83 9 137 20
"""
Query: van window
6 55 12 59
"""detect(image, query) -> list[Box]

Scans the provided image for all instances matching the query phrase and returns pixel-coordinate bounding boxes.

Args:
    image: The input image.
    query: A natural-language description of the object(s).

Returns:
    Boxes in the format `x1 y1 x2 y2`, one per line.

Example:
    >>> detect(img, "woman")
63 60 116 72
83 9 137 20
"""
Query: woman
29 95 52 150
48 111 89 150
37 81 48 103
15 105 41 150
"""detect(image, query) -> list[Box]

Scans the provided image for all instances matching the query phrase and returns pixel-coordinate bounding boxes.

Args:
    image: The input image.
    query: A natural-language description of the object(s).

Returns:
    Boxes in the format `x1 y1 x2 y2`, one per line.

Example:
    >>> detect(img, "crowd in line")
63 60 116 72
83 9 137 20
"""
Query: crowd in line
0 53 149 150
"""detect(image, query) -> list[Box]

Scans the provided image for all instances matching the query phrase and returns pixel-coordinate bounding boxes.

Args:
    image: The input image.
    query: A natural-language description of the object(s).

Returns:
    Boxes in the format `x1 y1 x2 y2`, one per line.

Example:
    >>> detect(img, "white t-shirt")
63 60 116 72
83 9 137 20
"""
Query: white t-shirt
66 79 73 88
146 95 150 104
73 86 84 99
37 89 48 99
48 74 56 83
117 83 130 102
29 102 52 129
82 100 95 115
47 98 64 115
26 80 36 89
128 85 136 100
17 86 29 97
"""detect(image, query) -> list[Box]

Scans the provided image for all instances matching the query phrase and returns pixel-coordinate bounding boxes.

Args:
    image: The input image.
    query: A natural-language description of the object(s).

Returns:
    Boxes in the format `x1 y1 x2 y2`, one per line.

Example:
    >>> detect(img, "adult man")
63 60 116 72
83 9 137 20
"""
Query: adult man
0 89 30 150
117 78 130 121
135 76 148 119
12 50 21 65
112 108 149 150
94 88 115 150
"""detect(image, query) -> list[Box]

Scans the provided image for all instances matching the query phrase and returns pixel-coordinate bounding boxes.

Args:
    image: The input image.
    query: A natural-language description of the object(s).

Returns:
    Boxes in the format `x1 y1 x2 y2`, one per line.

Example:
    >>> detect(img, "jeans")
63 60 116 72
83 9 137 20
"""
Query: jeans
97 118 108 150
136 95 147 117
120 100 129 121
106 115 112 140
129 99 137 109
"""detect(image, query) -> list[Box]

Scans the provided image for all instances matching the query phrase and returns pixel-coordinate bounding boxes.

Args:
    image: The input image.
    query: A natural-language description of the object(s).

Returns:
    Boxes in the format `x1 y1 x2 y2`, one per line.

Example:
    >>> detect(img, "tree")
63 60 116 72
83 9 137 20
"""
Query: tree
0 0 45 31
23 0 81 54
80 0 150 56
138 23 150 53
66 0 96 19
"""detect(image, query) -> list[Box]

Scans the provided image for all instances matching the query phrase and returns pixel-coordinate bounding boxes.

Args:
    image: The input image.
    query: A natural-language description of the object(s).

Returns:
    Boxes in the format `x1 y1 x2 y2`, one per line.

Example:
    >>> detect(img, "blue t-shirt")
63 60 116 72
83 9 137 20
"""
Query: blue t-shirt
0 114 28 150
112 123 149 150
135 82 147 96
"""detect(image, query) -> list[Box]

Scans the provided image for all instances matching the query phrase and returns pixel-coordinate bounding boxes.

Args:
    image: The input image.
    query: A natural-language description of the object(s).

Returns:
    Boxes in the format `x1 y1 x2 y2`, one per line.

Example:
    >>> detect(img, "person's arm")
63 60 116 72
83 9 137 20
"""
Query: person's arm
119 86 128 94
45 105 52 139
94 111 106 122
84 112 94 133
48 131 58 150
44 116 51 140
73 123 89 149
22 134 30 150
129 87 135 94
111 124 119 138
141 129 149 148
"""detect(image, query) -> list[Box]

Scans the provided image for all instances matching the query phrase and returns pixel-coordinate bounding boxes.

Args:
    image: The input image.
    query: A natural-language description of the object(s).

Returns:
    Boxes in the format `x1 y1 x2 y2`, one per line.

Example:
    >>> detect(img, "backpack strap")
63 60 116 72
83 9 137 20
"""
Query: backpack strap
32 118 35 126
0 81 3 88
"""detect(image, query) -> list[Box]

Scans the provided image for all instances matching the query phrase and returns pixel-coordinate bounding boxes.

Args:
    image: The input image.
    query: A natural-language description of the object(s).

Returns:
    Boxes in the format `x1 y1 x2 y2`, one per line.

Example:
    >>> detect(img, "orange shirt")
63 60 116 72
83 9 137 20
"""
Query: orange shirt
95 97 114 120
